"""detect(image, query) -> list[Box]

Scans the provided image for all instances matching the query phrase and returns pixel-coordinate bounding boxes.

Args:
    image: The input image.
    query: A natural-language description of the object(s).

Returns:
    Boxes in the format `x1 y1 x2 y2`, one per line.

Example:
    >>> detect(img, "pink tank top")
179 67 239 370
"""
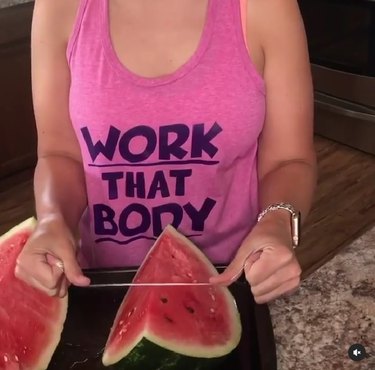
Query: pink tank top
67 0 265 268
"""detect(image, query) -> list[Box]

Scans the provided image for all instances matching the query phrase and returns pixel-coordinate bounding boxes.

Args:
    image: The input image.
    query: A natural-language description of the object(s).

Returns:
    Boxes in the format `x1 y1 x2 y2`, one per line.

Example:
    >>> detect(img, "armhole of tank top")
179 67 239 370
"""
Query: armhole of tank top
236 0 265 95
240 0 249 51
66 0 89 66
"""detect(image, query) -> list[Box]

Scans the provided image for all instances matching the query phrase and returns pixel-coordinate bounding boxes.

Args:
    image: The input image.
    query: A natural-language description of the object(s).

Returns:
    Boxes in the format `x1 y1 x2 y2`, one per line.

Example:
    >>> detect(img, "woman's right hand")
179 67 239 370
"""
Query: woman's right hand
15 217 90 298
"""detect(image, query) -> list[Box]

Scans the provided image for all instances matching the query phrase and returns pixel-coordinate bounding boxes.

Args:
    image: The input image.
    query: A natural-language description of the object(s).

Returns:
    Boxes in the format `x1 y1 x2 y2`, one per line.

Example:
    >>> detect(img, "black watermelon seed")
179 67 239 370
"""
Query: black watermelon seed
164 314 174 323
185 305 195 314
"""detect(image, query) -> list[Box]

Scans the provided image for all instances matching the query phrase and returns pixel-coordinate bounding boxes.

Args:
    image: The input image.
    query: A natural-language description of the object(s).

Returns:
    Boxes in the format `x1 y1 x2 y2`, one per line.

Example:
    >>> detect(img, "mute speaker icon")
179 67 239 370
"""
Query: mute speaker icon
348 344 366 361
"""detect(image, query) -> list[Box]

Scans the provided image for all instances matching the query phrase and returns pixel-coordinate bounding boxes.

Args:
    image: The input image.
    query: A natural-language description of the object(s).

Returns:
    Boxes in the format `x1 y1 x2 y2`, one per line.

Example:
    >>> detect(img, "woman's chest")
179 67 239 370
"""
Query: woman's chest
109 0 209 78
70 77 265 169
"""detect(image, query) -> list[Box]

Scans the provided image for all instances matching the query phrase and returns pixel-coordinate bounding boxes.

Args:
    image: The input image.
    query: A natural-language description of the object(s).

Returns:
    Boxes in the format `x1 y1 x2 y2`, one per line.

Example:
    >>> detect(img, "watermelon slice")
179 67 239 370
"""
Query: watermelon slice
0 218 68 370
102 225 242 369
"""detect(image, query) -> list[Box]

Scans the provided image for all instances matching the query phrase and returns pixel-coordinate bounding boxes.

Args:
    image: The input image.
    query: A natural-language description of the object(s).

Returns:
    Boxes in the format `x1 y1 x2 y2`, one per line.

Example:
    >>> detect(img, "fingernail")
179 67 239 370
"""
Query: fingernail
209 277 227 286
59 291 66 298
78 276 91 285
69 275 90 286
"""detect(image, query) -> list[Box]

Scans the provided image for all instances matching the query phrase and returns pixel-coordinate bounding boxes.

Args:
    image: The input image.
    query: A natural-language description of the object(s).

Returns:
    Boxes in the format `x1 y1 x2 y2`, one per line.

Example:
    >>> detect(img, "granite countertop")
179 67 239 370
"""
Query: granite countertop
269 227 375 370
0 0 32 9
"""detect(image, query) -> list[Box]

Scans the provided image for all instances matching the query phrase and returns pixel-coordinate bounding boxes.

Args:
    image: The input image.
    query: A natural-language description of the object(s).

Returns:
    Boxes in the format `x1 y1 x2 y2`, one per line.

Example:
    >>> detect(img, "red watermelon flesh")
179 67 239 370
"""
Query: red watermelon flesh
103 225 242 366
0 218 68 370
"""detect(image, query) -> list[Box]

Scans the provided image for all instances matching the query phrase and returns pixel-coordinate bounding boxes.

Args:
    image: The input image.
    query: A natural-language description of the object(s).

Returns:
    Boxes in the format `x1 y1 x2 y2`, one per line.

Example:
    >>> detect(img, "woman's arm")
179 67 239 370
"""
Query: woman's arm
16 0 90 296
256 0 316 224
32 0 86 231
211 0 317 303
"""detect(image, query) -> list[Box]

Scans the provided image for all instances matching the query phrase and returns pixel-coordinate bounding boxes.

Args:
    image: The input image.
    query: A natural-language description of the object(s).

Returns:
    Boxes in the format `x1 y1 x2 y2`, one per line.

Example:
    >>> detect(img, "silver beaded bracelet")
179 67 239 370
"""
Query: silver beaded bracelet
257 203 301 249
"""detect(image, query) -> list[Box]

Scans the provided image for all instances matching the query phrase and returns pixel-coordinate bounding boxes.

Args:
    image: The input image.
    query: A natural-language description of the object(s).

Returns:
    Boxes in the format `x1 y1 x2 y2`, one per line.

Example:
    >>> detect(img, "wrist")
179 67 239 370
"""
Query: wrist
255 211 292 244
257 209 291 229
37 213 73 236
37 212 66 226
257 203 301 248
37 211 79 234
252 214 294 253
36 214 78 245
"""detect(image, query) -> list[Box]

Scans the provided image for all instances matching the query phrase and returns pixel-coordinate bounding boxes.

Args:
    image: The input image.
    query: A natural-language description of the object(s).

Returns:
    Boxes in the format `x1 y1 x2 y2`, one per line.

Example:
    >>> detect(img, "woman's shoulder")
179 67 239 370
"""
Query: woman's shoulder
33 0 80 45
246 0 307 49
245 0 309 75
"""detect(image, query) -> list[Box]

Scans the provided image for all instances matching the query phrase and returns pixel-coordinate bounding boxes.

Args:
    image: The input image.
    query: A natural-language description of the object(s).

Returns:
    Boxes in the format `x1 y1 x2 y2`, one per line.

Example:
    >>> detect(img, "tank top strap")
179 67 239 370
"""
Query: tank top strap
67 0 101 65
208 0 249 57
239 0 249 50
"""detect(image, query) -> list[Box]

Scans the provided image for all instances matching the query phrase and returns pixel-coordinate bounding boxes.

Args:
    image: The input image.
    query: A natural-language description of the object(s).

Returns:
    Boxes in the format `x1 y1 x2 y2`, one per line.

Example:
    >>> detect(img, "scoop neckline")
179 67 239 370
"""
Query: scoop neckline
101 0 215 87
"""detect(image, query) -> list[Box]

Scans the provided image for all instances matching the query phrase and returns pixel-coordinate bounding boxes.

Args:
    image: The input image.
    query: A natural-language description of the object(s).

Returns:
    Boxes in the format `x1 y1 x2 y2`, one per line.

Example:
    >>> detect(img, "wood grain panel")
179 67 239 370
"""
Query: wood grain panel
298 137 375 278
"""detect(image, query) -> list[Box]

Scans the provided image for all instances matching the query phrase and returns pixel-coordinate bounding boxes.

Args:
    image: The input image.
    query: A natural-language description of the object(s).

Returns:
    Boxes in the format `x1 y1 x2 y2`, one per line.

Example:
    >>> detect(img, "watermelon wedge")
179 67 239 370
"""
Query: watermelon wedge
102 225 242 369
0 218 68 370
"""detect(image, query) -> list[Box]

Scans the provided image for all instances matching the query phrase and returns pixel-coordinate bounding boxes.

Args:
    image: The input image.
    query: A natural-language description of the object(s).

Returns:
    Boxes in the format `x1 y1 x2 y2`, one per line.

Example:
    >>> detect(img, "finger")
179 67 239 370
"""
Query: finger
254 277 300 304
58 249 90 286
15 263 53 295
45 253 67 281
45 255 70 297
15 254 62 291
46 253 64 269
243 250 262 270
25 273 59 297
245 246 294 287
249 262 301 297
210 250 262 285
31 276 59 297
58 277 71 298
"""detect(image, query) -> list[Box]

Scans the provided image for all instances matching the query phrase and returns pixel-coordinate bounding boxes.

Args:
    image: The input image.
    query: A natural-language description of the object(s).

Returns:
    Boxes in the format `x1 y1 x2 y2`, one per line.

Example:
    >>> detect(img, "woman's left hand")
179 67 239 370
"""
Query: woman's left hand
209 213 302 304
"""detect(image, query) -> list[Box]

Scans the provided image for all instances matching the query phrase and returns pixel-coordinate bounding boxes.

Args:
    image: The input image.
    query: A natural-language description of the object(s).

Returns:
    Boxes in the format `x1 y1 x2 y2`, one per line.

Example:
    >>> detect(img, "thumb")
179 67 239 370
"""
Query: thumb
50 250 90 287
210 247 252 285
243 250 262 270
210 250 263 286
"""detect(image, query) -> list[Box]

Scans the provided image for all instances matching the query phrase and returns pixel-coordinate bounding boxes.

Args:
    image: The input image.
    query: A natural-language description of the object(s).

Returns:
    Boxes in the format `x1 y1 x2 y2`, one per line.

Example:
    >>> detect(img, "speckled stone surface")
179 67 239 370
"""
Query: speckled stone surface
269 227 375 370
0 0 32 9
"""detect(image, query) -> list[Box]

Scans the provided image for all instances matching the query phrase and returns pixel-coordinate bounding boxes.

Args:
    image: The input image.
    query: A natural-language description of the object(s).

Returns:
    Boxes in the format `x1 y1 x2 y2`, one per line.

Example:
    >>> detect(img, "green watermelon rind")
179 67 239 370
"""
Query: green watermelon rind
113 337 228 370
0 217 68 370
103 225 242 366
0 217 36 246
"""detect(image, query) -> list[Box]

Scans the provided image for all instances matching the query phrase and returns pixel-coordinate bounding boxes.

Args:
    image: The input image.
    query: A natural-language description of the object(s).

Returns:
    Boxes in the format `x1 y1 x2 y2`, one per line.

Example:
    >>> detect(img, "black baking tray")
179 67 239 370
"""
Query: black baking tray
48 267 277 370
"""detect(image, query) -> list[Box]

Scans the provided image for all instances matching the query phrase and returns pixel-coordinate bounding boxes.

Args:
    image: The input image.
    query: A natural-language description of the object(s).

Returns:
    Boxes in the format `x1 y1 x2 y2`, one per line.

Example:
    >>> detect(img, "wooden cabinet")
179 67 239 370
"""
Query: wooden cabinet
0 2 36 178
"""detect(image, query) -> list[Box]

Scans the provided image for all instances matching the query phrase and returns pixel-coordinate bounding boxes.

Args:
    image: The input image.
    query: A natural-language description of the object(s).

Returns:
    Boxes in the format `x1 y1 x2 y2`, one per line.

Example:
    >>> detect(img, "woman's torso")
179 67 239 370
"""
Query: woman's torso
67 0 266 268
